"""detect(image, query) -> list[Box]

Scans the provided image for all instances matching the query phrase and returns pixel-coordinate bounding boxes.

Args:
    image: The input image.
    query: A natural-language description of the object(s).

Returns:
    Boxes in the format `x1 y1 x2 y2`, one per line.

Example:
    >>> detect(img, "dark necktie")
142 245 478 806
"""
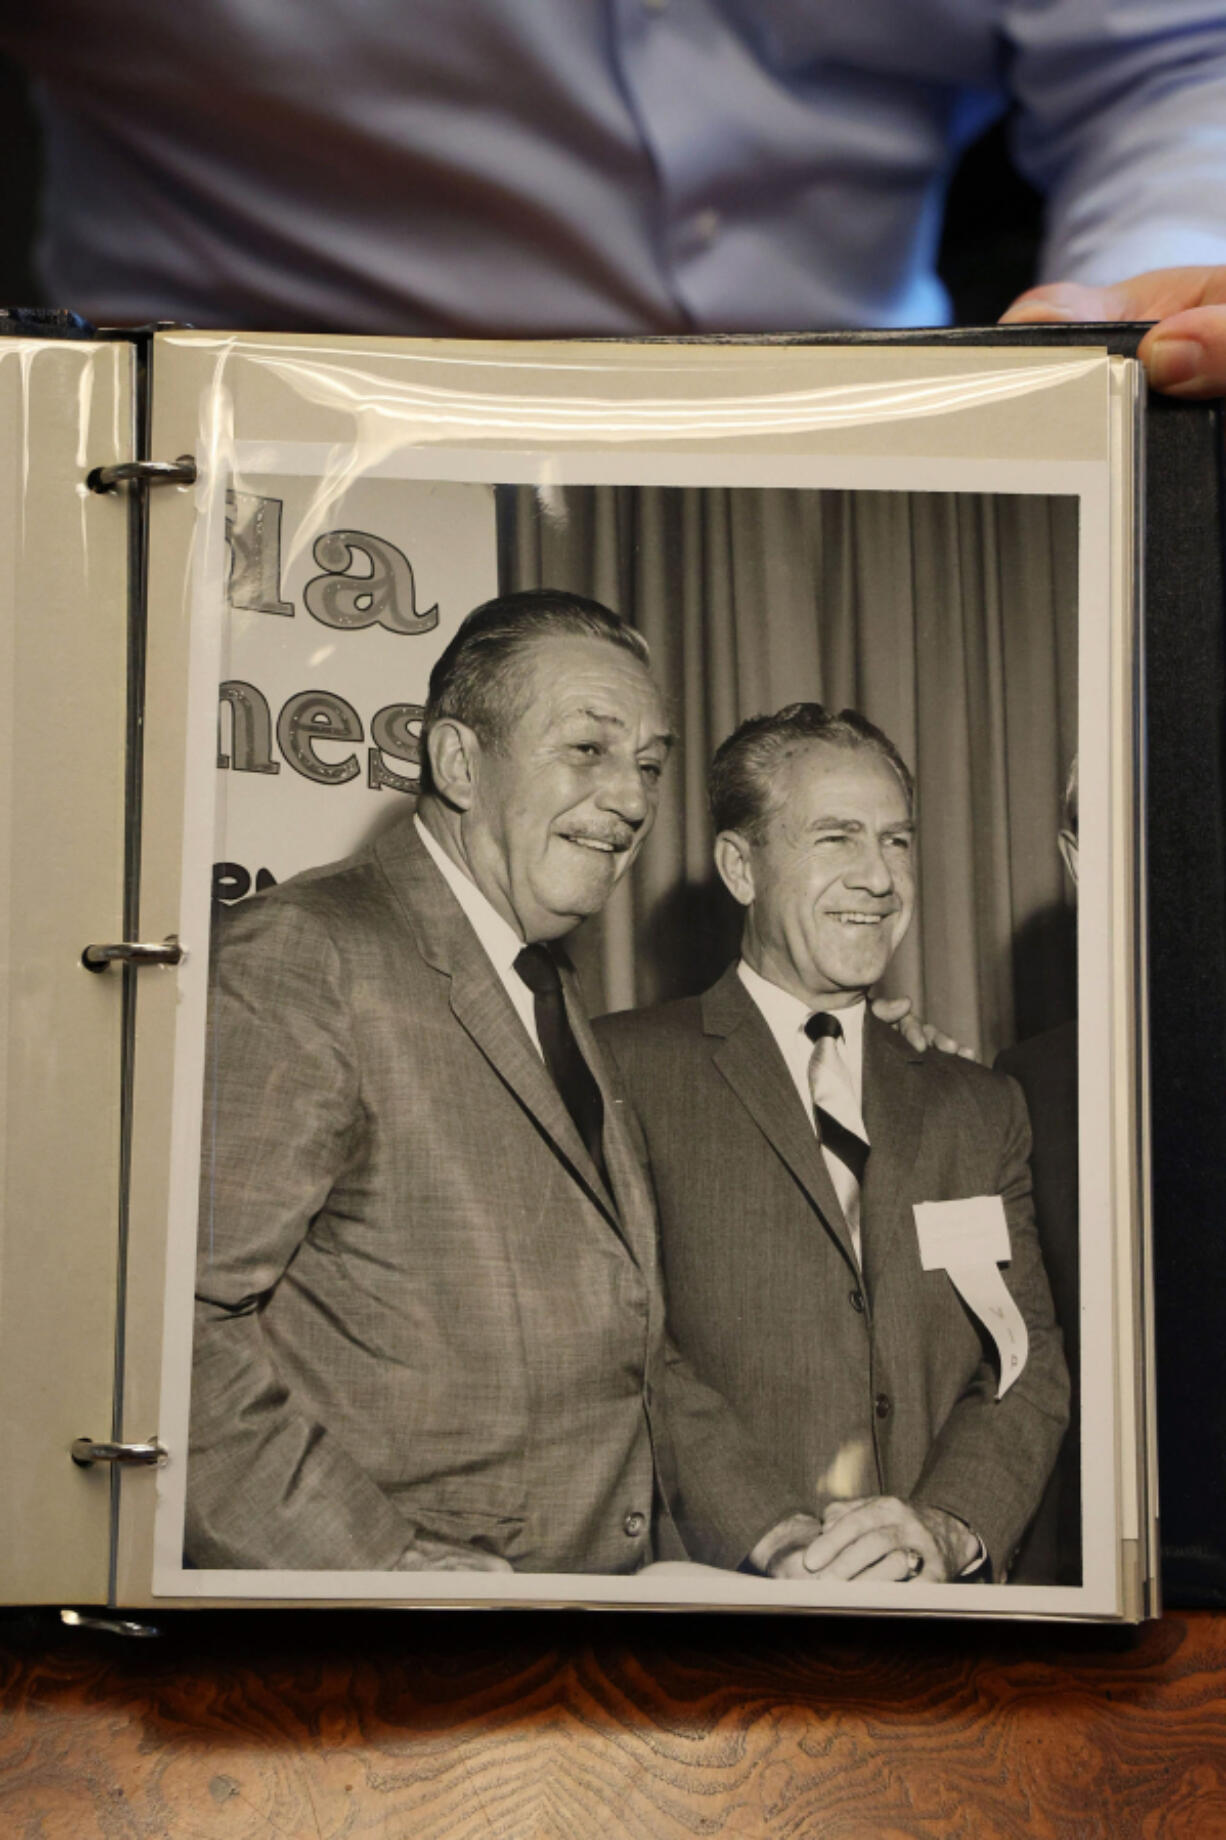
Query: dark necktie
804 1011 871 1252
514 942 608 1189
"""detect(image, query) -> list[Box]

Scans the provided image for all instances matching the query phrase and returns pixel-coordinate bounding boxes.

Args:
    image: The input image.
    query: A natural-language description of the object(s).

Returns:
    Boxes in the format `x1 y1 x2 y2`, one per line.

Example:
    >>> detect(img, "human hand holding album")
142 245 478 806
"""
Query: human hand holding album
1002 264 1226 400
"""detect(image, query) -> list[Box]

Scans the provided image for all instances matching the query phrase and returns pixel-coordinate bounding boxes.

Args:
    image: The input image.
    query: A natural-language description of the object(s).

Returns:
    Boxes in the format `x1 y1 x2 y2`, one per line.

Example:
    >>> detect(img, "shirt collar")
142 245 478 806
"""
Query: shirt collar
737 958 867 1062
414 812 525 979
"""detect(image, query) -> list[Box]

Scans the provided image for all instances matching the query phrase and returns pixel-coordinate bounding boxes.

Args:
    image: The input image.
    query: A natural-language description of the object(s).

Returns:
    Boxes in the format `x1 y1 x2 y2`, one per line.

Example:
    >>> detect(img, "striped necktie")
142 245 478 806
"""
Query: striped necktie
805 1010 870 1262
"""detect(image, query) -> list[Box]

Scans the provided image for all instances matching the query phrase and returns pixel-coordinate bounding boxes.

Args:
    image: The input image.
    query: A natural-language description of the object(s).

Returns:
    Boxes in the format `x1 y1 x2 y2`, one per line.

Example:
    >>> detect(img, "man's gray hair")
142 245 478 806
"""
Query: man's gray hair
709 702 915 841
419 588 650 795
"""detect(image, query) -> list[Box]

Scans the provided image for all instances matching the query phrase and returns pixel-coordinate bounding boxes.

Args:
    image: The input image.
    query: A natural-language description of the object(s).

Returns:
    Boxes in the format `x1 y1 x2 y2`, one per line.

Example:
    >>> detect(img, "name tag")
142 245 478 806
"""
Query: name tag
913 1196 1028 1399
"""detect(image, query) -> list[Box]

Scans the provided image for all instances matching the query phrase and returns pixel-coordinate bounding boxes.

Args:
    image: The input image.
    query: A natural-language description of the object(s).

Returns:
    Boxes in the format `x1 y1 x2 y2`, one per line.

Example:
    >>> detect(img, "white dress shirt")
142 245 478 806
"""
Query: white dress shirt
414 814 542 1057
737 960 870 1259
737 962 868 1134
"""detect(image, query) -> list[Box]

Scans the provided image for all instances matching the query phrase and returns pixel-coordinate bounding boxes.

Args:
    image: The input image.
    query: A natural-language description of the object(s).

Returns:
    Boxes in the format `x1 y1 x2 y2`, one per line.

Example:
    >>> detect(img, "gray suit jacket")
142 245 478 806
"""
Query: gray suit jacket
187 820 797 1573
596 967 1070 1579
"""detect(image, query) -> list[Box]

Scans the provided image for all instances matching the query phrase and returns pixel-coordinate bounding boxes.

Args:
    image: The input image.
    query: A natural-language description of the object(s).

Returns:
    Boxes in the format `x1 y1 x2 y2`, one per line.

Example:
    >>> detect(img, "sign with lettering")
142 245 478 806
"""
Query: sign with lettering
215 474 498 898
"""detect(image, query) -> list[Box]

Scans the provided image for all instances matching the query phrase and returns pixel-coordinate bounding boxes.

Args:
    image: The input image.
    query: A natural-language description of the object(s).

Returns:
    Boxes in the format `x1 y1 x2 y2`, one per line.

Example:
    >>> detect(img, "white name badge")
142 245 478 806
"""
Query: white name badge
913 1196 1028 1399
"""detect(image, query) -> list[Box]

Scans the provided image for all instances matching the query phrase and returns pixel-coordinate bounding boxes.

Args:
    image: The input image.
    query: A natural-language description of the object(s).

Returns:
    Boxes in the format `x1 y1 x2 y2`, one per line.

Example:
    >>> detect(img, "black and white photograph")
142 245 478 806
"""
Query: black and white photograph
146 338 1139 1615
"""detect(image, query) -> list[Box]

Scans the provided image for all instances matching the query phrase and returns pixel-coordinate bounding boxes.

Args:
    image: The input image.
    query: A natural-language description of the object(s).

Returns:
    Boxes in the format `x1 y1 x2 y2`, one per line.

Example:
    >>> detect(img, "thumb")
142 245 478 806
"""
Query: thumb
821 1497 862 1527
870 995 911 1024
1001 267 1226 398
1138 308 1226 399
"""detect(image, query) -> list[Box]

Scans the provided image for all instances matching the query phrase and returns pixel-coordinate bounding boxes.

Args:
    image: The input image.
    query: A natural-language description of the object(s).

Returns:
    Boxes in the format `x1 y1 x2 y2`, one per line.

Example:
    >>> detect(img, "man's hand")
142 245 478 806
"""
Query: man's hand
393 1535 514 1574
765 1496 980 1582
1001 266 1226 400
748 1512 827 1577
871 995 977 1061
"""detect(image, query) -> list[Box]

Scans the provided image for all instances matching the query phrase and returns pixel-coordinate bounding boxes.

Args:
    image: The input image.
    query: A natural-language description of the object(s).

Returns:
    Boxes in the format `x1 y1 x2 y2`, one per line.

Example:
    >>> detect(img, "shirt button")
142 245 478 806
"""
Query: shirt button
623 1510 647 1538
690 207 722 247
849 1289 865 1313
875 1393 892 1420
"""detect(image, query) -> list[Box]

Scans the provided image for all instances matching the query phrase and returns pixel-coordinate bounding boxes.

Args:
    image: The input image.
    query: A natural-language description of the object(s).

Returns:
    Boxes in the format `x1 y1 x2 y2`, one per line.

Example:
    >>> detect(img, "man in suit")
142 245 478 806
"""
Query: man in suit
597 703 1070 1583
996 761 1080 1584
187 590 808 1575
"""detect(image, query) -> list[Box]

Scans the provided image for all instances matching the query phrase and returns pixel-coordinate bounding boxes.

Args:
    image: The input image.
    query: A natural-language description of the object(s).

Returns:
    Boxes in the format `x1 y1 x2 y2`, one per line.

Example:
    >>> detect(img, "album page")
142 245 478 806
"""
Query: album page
113 333 1148 1619
0 336 134 1603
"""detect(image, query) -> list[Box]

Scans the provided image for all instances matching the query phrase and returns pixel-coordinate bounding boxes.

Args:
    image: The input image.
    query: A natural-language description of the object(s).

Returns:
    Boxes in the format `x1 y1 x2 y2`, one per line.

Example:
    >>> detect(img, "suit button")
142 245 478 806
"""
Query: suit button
875 1393 892 1419
623 1510 646 1538
849 1289 865 1313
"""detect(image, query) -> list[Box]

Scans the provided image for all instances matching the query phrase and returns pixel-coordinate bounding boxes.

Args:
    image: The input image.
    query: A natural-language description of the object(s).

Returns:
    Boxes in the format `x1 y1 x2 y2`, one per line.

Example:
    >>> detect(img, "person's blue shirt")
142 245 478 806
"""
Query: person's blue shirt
5 0 1226 334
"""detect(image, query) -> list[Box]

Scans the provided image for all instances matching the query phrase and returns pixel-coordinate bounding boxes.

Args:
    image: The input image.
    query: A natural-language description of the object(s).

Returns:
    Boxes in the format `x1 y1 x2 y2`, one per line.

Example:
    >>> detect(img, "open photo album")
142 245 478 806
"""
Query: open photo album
3 325 1207 1622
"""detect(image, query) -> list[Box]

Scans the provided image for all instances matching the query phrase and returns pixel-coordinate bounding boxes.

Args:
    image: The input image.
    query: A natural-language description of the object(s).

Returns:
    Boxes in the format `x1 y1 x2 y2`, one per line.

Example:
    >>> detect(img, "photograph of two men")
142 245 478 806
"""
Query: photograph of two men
177 474 1087 1609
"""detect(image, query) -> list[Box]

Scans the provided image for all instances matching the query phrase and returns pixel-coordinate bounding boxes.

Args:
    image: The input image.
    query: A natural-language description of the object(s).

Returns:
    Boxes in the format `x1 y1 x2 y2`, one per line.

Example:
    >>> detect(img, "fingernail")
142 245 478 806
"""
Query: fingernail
1146 337 1204 390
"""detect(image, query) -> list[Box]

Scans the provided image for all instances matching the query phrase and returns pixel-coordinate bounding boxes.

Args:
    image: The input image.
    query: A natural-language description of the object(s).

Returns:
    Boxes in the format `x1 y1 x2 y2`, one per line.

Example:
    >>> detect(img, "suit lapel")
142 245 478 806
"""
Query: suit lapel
860 1013 927 1288
703 965 860 1274
375 817 624 1238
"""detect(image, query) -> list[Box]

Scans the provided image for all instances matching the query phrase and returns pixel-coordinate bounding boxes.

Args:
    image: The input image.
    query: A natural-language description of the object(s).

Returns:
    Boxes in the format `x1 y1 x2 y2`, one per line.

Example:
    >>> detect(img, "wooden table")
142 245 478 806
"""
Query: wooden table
3 1608 1226 1838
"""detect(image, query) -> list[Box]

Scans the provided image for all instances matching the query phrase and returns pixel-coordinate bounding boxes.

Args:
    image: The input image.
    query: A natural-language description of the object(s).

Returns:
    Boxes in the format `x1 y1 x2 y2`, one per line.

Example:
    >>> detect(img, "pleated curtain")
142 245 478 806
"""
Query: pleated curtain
499 485 1077 1061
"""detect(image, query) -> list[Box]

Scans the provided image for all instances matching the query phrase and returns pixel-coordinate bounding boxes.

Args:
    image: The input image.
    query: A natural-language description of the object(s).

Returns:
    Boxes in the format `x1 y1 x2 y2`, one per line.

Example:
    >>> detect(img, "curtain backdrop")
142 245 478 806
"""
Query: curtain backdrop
499 486 1078 1061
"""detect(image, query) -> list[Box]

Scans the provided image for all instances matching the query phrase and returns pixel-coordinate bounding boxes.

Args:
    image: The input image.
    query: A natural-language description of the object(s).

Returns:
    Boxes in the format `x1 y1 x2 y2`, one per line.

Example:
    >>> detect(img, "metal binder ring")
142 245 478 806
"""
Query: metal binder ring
87 456 197 493
81 938 184 972
61 1610 161 1640
71 1437 168 1468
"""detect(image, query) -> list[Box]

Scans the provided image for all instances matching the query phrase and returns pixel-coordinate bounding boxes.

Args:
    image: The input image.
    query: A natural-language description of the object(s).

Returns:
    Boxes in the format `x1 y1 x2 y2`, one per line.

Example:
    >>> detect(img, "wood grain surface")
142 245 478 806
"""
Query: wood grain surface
3 1609 1226 1840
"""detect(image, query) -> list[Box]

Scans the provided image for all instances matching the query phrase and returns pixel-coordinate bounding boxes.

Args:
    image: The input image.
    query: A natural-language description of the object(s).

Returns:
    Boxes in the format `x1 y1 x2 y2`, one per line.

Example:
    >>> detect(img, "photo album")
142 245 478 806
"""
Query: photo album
4 323 1215 1623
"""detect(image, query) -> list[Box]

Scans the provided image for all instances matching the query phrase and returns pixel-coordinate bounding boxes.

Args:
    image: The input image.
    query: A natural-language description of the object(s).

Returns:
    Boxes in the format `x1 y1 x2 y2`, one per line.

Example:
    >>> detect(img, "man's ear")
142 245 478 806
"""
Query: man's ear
426 717 481 812
714 831 755 908
1058 827 1079 888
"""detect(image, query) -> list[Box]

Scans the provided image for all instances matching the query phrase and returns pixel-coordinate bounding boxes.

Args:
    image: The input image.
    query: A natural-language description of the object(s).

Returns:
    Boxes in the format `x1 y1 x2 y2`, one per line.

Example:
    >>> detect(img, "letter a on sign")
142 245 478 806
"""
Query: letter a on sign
304 531 440 636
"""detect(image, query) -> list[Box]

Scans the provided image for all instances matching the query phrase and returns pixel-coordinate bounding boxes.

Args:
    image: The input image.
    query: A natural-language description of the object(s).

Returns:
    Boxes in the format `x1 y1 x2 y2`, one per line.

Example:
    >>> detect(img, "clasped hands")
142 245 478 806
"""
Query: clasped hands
393 1498 982 1579
751 1495 981 1583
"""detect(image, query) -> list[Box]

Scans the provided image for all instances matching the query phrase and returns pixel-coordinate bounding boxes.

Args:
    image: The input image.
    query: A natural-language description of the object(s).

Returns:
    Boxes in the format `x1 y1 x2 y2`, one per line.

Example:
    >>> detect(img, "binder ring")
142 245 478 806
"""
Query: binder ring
82 938 184 972
87 455 197 493
61 1610 161 1640
71 1437 168 1468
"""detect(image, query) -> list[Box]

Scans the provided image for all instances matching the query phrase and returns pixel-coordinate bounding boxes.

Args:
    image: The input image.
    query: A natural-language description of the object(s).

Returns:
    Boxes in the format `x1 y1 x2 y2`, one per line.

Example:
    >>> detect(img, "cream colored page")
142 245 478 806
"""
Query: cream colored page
122 335 1127 1617
0 341 132 1603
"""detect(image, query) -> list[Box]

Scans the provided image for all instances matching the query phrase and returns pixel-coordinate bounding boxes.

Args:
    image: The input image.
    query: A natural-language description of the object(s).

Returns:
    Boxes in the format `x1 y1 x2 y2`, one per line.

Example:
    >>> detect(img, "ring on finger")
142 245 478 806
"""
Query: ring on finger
901 1547 924 1580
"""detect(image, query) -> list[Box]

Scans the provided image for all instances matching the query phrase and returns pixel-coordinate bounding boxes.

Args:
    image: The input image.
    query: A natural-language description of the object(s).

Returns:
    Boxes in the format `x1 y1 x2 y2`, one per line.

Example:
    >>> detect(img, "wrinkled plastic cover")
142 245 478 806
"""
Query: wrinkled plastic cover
87 331 1149 1620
